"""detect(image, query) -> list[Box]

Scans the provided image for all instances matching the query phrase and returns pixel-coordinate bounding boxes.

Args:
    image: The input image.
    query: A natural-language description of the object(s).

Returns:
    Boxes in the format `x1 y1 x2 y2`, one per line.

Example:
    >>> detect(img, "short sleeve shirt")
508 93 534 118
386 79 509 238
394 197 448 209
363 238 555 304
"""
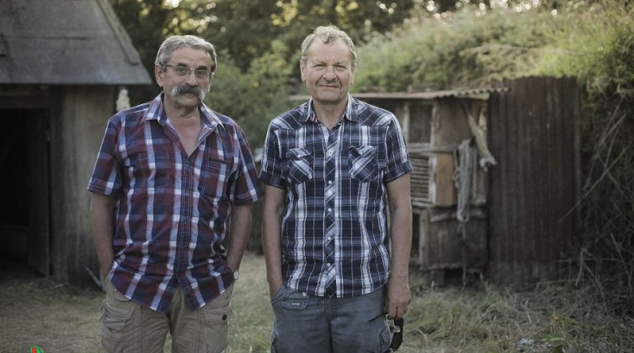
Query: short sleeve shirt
87 93 263 312
259 95 412 298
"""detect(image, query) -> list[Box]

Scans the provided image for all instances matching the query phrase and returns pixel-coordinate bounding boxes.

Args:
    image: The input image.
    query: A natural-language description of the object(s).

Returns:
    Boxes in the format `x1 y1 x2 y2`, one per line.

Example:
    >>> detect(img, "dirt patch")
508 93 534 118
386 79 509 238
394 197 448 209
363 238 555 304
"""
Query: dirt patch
0 259 104 353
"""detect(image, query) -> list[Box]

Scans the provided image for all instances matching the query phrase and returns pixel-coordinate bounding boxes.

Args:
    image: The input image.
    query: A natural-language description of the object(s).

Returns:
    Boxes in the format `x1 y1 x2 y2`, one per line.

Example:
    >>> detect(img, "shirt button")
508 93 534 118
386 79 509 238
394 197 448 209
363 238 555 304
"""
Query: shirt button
327 208 332 213
328 151 333 156
328 180 333 185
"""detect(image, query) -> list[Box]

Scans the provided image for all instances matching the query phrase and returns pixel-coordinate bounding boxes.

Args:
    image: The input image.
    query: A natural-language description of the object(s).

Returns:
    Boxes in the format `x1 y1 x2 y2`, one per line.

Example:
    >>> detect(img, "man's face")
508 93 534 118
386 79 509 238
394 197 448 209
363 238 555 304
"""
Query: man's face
300 40 355 106
155 46 214 110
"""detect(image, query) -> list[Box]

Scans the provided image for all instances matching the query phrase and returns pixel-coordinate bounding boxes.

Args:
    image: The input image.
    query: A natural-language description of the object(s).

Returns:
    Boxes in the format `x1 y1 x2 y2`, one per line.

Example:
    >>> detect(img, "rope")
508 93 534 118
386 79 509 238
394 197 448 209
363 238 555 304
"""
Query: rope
453 139 477 223
453 138 477 285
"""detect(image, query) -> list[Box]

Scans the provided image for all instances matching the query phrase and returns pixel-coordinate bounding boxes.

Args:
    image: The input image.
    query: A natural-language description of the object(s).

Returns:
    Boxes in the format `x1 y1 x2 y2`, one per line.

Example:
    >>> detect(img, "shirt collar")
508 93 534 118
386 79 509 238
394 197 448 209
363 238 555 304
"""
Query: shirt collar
142 92 224 131
304 93 358 124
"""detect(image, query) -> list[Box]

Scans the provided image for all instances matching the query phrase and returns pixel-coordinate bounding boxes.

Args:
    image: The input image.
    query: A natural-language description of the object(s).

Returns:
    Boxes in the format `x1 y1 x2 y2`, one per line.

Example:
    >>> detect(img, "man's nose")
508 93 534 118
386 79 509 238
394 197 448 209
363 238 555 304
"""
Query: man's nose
323 64 338 78
185 71 199 85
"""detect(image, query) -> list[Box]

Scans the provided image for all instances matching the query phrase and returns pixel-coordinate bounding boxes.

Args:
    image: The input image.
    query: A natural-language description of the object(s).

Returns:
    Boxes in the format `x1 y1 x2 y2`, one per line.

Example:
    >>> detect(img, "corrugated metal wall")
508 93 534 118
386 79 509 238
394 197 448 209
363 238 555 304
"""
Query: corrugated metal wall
487 76 580 283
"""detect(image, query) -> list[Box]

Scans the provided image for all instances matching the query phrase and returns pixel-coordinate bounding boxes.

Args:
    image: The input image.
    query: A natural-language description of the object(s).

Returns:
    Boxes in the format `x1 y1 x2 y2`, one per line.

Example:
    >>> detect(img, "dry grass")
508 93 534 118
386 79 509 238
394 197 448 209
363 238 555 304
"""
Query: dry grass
0 261 103 353
1 253 633 353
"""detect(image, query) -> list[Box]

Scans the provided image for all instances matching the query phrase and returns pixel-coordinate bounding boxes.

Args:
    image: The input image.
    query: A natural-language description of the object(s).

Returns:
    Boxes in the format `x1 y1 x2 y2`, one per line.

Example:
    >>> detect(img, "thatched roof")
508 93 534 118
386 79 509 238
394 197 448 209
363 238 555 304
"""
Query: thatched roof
0 0 152 85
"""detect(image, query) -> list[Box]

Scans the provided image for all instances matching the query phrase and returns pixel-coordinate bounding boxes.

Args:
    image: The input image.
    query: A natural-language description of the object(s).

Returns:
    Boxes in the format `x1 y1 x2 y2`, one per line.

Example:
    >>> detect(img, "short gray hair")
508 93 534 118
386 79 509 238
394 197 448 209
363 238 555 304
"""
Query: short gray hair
300 26 357 67
155 35 218 72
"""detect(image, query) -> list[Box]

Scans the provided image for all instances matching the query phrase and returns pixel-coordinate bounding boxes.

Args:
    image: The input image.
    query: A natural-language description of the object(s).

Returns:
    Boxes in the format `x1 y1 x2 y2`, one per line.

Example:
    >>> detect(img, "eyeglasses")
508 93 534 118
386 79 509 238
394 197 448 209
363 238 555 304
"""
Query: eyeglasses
384 318 404 353
164 64 213 80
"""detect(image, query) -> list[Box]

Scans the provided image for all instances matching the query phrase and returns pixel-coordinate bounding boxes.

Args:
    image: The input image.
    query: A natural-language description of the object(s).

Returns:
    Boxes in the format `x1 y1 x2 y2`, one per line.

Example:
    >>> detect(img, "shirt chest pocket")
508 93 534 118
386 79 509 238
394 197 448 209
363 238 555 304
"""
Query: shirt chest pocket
198 158 231 199
283 148 313 184
125 152 170 189
348 145 380 183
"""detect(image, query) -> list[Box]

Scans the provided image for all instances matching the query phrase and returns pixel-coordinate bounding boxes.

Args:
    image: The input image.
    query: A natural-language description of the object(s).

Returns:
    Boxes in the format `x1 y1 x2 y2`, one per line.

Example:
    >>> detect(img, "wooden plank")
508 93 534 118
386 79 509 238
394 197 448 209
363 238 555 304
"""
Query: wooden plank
433 153 456 207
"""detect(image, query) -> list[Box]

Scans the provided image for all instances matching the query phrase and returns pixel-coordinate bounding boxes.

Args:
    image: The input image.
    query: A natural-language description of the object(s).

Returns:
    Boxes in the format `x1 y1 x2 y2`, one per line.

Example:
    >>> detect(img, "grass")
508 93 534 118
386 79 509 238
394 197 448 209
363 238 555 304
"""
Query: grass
1 253 633 353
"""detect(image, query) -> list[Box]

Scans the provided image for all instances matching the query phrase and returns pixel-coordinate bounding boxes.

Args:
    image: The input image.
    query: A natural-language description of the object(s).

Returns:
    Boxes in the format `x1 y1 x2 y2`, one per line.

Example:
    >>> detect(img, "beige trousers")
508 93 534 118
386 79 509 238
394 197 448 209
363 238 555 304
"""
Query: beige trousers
99 278 233 353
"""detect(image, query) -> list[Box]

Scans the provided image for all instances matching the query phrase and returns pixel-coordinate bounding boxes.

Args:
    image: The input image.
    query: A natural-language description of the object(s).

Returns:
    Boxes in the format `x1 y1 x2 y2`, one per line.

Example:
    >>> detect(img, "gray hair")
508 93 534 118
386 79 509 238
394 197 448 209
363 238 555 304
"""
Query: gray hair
300 26 357 67
155 35 218 72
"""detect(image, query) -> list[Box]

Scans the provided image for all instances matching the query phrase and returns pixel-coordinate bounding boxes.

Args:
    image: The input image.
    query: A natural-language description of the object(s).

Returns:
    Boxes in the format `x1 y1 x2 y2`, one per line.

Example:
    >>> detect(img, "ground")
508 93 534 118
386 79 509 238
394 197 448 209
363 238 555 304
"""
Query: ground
1 253 632 353
0 252 415 353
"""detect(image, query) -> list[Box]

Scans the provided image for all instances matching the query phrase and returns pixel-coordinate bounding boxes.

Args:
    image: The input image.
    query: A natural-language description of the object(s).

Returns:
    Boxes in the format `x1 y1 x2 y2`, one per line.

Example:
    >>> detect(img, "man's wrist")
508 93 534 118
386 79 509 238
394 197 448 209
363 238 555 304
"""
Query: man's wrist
227 265 239 280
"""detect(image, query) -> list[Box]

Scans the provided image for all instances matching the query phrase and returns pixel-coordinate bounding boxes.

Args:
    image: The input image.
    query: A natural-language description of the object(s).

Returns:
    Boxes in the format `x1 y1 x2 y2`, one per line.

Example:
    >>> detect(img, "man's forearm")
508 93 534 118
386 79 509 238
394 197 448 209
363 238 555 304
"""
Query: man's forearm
226 204 253 271
389 205 412 281
262 185 285 296
90 193 116 279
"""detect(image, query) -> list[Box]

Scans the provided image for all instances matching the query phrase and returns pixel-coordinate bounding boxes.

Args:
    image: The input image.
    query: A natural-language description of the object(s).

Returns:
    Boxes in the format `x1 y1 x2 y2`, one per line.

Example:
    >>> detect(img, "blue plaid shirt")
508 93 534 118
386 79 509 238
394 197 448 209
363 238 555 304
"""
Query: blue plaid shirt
259 95 412 298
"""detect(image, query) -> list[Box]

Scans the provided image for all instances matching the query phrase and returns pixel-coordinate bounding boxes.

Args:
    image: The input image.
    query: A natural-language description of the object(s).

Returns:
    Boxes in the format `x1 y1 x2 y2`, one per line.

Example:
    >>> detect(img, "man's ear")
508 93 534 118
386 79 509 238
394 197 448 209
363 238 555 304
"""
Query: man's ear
299 60 306 82
350 64 356 85
155 64 164 87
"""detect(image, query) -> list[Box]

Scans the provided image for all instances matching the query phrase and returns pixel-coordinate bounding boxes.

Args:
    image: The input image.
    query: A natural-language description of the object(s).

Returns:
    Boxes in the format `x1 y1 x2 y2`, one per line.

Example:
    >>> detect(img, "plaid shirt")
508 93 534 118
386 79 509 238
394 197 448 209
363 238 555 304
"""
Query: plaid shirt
259 95 412 298
87 94 263 313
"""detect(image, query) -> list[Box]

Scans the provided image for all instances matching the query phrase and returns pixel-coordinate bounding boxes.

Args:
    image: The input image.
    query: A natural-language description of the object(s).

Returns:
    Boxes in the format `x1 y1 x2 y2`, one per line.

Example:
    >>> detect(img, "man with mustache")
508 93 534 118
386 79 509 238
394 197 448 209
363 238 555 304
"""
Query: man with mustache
87 35 263 353
260 26 412 353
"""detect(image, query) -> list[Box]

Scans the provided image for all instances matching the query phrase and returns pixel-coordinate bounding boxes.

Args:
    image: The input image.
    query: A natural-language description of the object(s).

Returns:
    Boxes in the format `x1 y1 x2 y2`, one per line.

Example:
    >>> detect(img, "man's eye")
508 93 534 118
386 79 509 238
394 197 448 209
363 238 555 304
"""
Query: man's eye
176 67 189 75
195 70 209 77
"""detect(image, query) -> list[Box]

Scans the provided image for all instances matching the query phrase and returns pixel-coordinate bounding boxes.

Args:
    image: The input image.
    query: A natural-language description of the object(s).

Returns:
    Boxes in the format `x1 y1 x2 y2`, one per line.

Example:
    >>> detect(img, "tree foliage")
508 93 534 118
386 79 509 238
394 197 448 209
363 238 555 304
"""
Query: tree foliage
109 0 424 144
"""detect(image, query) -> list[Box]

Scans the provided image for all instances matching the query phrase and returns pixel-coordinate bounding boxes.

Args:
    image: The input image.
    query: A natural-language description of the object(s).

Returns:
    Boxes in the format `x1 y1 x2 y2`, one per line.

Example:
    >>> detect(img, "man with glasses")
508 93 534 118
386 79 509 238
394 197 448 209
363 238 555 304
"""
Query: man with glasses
260 26 412 353
88 35 263 353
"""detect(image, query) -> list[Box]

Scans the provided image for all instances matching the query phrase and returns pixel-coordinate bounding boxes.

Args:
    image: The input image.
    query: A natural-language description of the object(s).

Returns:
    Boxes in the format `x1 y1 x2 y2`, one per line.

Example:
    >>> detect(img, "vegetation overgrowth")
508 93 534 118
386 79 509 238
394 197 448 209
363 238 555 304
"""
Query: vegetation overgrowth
353 1 634 350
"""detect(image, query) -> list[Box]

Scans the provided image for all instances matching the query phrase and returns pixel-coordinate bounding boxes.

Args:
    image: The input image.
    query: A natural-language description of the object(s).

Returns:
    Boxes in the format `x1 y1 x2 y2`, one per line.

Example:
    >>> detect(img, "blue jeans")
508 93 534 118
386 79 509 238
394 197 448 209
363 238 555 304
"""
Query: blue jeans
270 285 390 353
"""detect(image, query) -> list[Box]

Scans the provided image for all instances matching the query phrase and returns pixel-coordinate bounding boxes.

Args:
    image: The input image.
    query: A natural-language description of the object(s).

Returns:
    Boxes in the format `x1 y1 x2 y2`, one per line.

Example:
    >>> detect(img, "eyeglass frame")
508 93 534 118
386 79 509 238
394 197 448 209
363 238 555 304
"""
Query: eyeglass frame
384 318 404 353
162 64 214 80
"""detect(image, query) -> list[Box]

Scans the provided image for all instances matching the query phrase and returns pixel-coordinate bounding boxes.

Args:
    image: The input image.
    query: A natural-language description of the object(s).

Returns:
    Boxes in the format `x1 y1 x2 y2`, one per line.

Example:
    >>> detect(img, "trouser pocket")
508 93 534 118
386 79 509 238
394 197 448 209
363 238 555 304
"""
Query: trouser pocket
100 280 137 353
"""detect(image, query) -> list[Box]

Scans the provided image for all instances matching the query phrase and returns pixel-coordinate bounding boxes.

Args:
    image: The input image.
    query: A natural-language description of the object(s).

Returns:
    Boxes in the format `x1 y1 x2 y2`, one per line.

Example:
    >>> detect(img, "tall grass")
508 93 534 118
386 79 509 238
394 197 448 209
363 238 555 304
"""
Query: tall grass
534 0 634 318
226 254 634 352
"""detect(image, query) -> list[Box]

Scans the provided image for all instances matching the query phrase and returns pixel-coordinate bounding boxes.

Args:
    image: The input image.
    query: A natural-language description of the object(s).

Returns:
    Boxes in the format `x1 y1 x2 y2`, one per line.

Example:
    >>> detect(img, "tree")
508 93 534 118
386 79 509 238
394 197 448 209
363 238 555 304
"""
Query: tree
110 0 177 103
110 0 424 141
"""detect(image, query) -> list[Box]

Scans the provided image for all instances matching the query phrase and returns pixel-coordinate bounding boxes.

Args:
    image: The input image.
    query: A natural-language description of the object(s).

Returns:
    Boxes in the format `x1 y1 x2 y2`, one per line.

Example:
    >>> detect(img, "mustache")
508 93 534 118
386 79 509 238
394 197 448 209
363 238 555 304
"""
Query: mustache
172 84 207 101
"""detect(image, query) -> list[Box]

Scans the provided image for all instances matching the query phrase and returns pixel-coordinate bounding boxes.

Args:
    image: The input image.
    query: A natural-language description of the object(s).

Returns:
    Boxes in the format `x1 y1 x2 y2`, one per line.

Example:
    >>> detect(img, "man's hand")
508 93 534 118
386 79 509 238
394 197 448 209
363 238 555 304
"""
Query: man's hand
268 280 283 300
386 276 411 320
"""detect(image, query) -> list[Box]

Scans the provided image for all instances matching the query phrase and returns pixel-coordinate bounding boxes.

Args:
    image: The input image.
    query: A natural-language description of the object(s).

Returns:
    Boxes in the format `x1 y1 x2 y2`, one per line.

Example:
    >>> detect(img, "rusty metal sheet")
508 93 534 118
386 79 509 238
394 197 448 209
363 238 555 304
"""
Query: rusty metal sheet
290 87 510 103
487 76 579 283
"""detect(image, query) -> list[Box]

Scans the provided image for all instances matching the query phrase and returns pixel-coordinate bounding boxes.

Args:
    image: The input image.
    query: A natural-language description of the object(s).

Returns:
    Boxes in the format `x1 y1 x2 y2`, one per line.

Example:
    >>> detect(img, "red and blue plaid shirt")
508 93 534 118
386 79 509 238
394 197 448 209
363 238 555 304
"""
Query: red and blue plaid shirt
259 95 412 298
87 93 263 312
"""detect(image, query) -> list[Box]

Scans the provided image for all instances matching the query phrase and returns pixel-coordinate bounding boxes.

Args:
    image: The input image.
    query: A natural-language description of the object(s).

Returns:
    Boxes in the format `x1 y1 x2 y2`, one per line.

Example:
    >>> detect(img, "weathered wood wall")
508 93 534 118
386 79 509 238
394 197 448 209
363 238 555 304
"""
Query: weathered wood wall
50 85 115 284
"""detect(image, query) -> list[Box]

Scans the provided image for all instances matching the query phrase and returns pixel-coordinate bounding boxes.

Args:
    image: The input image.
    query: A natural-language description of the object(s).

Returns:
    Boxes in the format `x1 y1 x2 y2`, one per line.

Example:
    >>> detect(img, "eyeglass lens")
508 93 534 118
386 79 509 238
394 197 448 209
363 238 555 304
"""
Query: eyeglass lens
166 64 211 80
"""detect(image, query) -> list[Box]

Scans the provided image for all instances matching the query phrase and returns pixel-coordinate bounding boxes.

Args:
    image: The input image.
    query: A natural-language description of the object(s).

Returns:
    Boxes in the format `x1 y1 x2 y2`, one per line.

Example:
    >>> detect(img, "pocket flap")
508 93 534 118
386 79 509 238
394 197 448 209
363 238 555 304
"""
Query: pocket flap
203 305 234 325
286 148 311 159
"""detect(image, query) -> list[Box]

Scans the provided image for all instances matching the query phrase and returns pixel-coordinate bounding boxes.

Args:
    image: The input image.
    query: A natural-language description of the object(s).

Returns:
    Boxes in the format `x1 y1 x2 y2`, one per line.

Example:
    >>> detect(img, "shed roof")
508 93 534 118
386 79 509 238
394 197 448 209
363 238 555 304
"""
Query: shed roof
290 86 510 102
0 0 152 85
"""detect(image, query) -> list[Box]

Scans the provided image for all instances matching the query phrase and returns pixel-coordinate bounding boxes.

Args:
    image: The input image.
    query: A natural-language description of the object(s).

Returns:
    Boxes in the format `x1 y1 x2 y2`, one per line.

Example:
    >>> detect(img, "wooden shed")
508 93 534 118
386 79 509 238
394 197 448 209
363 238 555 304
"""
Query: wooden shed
353 77 580 284
354 89 501 279
0 0 151 285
